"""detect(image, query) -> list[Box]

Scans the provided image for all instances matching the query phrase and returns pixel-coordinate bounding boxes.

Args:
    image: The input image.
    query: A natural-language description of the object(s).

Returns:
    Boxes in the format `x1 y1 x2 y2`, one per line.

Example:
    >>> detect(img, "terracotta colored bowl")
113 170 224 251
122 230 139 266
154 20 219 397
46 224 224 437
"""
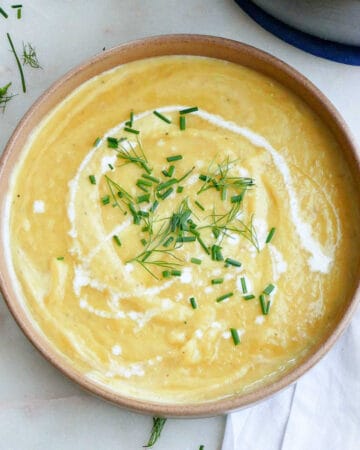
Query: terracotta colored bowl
0 34 359 417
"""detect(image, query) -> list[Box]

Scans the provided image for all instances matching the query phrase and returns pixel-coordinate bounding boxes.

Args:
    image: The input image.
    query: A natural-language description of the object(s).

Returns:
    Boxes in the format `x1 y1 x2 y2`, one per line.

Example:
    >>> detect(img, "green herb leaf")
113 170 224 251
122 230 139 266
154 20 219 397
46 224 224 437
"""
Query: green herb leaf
7 33 26 93
266 227 276 243
230 328 240 345
0 83 15 113
216 292 233 303
0 7 8 18
22 42 42 69
144 417 167 448
166 155 183 162
153 110 171 124
263 283 275 295
180 106 198 115
189 297 198 309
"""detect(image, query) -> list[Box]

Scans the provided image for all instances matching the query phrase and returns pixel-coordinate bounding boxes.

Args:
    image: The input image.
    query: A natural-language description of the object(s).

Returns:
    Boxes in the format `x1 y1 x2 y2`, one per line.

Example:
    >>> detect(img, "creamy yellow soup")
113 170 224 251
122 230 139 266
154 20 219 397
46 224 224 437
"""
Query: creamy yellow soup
6 56 360 403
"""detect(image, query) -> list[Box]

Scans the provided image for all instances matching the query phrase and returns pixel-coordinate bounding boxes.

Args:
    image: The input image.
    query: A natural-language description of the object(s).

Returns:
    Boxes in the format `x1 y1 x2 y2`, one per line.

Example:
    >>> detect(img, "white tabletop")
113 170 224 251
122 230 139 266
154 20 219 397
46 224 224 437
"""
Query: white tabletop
1 1 359 449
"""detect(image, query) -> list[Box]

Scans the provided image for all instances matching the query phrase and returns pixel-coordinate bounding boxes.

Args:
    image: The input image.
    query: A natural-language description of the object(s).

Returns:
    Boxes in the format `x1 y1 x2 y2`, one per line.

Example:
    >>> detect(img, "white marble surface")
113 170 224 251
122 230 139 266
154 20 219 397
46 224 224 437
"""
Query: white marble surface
0 1 359 449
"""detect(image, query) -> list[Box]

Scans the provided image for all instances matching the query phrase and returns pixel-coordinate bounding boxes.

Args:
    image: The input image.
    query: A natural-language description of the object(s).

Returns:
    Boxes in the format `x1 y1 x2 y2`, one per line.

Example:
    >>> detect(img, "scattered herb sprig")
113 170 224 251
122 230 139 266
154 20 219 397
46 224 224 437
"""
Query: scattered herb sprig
7 32 26 93
0 83 15 112
144 417 167 448
22 42 42 68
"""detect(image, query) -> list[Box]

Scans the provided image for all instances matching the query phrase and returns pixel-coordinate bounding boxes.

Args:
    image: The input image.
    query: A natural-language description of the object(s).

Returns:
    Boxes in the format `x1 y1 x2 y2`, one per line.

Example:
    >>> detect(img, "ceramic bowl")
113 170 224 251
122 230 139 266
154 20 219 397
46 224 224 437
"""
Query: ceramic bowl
0 34 359 417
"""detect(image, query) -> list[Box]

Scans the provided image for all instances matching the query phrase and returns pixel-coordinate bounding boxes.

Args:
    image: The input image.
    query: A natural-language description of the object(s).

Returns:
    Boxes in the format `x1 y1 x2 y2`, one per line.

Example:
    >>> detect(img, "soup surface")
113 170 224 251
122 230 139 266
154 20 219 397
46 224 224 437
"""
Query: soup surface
5 56 360 403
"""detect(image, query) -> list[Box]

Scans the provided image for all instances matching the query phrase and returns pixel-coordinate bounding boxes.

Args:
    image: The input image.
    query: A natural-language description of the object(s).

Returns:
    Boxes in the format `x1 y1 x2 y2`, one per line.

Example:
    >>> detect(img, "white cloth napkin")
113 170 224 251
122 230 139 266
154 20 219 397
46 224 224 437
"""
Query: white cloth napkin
222 305 360 450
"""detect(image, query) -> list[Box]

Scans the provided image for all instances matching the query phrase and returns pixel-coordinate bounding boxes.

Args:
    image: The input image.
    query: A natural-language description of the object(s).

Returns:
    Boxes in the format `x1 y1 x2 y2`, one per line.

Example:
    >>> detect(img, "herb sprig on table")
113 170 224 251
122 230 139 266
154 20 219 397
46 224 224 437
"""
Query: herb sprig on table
0 83 15 112
1 6 42 112
144 417 167 448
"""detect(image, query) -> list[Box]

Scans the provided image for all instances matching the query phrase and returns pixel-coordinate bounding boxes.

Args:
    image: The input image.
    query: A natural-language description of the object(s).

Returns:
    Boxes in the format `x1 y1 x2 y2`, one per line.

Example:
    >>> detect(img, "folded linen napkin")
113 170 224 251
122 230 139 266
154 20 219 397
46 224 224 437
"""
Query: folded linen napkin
222 305 360 450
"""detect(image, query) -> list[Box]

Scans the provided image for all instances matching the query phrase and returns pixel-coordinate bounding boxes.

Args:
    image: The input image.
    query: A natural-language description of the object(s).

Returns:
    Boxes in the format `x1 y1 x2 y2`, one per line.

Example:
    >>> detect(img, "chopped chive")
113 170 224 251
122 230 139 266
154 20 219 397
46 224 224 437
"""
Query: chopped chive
166 155 183 162
0 7 8 18
108 163 114 170
7 33 26 93
194 200 205 211
176 186 184 193
179 115 186 130
263 283 275 295
162 169 169 177
199 174 210 182
259 294 268 315
162 270 171 278
107 136 118 148
138 210 149 217
137 179 152 188
17 7 21 18
167 165 175 177
211 245 223 261
113 235 121 246
171 269 182 276
142 226 149 232
129 203 140 224
93 137 101 146
265 300 271 314
231 193 244 203
142 174 159 183
225 258 242 267
101 195 110 205
137 184 149 193
189 297 197 309
137 193 150 204
141 238 147 246
243 294 255 300
190 257 202 265
163 236 174 247
199 446 205 450
142 162 152 174
180 106 198 115
211 278 224 285
216 292 233 303
266 227 276 243
11 4 23 7
124 127 139 134
240 277 247 293
157 178 178 191
56 256 64 261
176 236 196 243
89 175 96 185
159 187 174 200
150 200 159 212
230 328 240 345
129 111 134 127
153 110 171 124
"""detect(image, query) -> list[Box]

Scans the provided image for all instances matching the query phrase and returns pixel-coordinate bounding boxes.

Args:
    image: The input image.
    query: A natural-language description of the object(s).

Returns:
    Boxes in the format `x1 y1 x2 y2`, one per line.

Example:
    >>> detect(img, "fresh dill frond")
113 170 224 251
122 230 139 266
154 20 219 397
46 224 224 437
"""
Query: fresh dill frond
128 198 193 278
104 175 133 213
197 156 254 200
0 82 15 112
227 215 260 252
144 417 167 448
22 42 42 69
111 136 151 173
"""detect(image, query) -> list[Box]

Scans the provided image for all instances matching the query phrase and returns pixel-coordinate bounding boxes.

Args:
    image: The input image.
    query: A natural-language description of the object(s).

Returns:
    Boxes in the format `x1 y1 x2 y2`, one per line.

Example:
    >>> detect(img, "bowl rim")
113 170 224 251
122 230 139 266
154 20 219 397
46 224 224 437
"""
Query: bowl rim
0 33 359 418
